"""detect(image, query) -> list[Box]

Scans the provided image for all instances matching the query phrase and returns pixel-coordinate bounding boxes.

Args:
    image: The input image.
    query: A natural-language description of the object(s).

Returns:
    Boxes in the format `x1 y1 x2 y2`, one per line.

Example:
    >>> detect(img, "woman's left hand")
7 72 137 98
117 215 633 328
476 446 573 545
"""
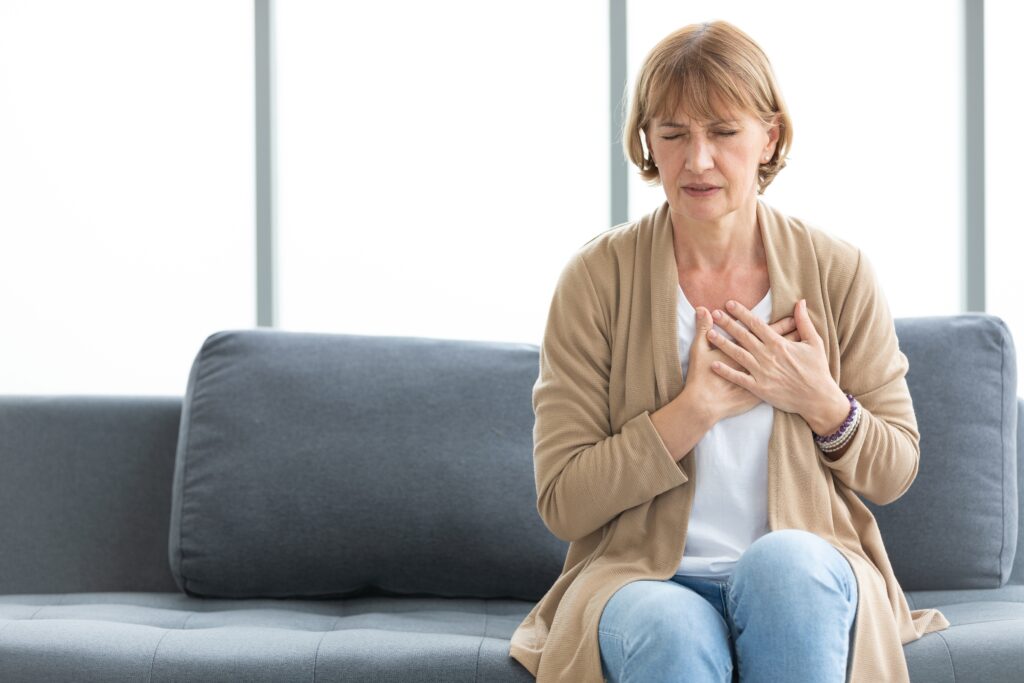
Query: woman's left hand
705 298 841 419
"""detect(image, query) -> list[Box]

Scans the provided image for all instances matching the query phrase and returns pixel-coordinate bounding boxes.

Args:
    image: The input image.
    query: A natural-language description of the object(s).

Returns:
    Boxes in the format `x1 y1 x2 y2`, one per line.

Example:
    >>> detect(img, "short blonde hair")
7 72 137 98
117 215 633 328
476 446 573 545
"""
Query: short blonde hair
622 20 793 195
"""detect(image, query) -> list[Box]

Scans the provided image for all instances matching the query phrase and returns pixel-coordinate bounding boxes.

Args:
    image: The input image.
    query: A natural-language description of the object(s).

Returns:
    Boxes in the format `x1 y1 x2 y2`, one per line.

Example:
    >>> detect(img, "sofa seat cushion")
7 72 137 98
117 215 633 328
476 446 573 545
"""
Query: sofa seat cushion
3 592 1024 682
902 600 1024 682
0 592 534 682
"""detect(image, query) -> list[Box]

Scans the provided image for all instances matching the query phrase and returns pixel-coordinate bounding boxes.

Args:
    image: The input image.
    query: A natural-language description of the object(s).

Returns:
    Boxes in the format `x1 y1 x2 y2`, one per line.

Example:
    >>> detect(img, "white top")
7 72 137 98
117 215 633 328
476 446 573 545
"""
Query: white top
674 283 774 579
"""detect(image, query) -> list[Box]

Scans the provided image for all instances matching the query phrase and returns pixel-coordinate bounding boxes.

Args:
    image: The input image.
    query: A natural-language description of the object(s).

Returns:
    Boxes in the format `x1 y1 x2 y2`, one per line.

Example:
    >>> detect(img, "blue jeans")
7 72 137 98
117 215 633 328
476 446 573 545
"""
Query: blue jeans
598 529 858 683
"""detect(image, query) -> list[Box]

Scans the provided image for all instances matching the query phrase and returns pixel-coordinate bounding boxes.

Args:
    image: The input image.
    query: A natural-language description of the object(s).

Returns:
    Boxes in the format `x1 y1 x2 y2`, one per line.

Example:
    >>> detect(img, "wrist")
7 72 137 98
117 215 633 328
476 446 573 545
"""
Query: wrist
806 386 852 435
679 387 716 432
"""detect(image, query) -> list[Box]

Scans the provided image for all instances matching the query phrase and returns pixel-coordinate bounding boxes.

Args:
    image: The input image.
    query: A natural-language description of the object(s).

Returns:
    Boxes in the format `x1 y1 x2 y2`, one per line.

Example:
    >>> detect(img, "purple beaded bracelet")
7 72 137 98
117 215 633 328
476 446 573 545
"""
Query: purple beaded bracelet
812 392 861 454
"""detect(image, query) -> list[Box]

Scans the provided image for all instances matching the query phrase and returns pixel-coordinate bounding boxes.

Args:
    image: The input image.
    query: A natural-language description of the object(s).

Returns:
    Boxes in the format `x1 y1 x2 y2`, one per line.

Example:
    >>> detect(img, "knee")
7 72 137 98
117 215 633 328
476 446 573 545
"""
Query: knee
738 529 834 574
735 529 854 595
602 580 715 639
599 580 732 662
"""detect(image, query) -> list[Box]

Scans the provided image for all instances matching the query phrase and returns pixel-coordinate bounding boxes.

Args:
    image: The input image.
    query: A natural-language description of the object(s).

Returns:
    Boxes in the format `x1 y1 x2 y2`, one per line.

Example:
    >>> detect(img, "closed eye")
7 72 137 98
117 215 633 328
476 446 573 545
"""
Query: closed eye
661 131 737 140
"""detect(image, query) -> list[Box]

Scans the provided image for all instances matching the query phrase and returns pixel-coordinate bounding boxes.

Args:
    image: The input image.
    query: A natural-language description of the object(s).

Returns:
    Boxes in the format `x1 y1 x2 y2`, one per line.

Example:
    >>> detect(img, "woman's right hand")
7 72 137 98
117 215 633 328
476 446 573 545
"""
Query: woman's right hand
685 306 801 424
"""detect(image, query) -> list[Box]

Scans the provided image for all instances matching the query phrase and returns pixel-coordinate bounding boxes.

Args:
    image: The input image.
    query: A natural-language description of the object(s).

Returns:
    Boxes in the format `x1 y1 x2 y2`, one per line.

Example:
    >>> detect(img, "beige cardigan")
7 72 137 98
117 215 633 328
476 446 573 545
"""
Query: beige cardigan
508 198 950 682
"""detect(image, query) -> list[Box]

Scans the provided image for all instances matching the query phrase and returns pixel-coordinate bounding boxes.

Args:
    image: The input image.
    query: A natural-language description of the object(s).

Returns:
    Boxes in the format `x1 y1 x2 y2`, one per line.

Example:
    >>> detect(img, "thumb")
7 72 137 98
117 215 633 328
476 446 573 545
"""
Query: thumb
795 299 816 341
696 307 712 330
694 307 713 351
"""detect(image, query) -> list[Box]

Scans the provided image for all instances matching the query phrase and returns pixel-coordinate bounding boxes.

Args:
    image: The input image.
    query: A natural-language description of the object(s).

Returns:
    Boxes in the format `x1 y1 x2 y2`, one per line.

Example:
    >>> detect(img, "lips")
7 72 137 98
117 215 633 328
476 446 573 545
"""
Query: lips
685 185 719 190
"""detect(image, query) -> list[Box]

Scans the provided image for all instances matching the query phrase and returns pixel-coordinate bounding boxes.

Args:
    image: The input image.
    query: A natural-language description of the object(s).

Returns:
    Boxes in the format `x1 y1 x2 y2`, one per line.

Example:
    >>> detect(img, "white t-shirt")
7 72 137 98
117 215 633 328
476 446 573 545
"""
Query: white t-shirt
674 283 774 579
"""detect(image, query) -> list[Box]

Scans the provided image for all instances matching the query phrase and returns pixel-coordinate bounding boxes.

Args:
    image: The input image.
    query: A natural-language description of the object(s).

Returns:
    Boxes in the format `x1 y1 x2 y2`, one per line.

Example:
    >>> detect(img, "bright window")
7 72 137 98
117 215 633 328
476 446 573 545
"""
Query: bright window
0 1 254 394
985 1 1024 352
275 1 608 346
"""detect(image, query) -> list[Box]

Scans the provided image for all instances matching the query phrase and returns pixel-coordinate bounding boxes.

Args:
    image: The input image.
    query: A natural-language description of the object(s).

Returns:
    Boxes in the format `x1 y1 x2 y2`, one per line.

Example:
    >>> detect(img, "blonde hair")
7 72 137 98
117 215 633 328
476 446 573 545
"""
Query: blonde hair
622 20 793 195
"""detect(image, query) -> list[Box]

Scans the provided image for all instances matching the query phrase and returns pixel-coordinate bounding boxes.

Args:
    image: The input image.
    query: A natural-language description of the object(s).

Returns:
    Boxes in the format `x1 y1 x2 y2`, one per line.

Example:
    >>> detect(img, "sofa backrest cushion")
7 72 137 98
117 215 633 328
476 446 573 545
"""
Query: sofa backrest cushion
1010 397 1024 585
168 329 567 600
873 314 1017 589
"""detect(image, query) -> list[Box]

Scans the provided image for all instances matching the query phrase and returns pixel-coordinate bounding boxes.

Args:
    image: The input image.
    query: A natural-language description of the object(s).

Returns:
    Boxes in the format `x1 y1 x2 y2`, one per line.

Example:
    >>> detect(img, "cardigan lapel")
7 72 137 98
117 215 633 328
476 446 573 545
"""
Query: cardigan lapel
650 200 680 408
757 198 800 327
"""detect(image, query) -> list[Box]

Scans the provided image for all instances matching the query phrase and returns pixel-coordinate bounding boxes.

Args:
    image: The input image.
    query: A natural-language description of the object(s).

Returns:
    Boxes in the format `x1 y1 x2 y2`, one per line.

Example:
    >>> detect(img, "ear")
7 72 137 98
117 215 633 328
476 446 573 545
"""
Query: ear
766 113 782 155
641 127 655 166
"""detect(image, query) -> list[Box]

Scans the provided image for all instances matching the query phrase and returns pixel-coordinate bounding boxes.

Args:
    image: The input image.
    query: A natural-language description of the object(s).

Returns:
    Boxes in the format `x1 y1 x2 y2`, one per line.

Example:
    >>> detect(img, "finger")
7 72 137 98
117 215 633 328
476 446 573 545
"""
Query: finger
795 298 823 347
722 300 779 348
711 357 755 390
713 305 763 352
695 307 716 349
707 326 758 370
769 315 796 335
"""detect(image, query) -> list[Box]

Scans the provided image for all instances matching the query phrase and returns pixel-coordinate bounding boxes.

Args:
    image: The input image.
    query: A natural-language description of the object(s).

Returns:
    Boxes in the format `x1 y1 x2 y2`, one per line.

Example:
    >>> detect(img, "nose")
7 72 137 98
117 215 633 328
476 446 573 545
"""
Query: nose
684 135 715 174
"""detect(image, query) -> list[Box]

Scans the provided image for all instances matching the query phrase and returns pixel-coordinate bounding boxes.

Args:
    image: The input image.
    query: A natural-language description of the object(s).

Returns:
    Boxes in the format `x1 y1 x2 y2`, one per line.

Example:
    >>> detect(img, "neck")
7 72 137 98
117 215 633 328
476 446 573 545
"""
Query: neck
670 201 763 272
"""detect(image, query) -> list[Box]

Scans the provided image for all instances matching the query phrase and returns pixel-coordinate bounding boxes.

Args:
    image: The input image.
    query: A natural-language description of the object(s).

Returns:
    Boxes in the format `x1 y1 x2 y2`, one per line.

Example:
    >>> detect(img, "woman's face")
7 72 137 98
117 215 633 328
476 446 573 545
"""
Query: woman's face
648 102 780 226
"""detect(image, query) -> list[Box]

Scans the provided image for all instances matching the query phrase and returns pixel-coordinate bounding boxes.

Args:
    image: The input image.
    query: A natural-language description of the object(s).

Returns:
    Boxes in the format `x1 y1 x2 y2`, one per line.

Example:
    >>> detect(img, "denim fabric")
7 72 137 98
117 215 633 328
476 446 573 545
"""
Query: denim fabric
597 529 858 683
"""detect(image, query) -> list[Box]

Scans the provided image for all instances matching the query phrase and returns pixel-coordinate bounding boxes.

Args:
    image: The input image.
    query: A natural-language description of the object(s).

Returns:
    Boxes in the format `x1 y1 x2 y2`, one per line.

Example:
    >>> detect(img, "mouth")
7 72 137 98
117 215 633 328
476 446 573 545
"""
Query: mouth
683 185 721 196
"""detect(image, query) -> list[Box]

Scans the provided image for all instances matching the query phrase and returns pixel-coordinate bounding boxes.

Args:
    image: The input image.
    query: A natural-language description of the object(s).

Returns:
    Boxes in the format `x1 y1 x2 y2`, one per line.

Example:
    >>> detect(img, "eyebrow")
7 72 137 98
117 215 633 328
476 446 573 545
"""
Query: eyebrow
658 119 738 129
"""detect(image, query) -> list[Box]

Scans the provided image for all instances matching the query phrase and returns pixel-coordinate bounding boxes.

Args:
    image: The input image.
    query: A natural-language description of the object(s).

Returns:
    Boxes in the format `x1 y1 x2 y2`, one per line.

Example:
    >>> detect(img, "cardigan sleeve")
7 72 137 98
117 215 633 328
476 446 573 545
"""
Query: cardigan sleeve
819 249 921 505
532 252 690 543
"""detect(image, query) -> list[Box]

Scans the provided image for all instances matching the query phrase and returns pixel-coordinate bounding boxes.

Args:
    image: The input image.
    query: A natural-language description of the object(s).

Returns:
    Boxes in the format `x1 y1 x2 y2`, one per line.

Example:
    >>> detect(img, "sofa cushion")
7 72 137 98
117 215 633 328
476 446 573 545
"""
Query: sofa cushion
901 600 1024 682
871 314 1017 590
0 592 1019 682
1011 397 1024 585
0 592 535 682
168 329 566 600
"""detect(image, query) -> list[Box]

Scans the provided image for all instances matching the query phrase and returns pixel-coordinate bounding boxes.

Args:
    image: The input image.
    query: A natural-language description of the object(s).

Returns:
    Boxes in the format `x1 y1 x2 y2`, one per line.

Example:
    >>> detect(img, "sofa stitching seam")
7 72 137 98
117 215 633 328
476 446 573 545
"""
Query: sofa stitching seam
0 602 53 639
474 600 488 683
311 616 340 683
931 629 955 680
147 629 173 683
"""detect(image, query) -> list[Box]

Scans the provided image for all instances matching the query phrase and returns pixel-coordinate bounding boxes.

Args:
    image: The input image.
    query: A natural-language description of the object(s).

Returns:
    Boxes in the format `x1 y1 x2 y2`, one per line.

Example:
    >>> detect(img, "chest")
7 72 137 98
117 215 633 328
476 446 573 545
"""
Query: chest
678 267 770 317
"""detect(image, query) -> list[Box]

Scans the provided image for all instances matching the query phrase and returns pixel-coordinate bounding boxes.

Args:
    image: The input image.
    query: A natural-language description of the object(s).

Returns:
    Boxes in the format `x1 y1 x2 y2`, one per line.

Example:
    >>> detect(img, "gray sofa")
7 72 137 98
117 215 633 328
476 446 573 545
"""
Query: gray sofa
0 313 1020 682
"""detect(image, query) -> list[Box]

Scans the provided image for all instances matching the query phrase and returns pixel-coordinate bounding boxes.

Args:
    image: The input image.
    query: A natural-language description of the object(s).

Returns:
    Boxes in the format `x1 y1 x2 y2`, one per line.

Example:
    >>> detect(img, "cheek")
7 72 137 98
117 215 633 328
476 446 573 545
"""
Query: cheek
722 153 761 179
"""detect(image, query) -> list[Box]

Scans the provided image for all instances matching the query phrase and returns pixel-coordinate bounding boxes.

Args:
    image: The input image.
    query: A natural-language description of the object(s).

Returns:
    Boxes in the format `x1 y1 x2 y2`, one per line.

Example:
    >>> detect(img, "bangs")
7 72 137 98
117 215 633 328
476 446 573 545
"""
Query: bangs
645 57 756 126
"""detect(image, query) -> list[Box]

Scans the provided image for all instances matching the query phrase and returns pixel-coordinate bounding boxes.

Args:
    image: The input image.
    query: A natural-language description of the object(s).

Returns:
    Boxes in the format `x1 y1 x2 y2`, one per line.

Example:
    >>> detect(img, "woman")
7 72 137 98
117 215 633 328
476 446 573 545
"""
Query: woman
508 20 949 683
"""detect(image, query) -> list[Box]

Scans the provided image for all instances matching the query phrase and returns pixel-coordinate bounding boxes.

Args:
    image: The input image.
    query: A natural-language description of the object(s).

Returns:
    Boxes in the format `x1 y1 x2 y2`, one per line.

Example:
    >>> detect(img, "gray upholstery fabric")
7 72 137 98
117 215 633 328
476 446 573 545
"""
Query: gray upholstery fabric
0 592 1021 682
0 593 535 682
902 599 1024 682
0 396 182 594
874 314 1017 589
168 329 565 600
1011 396 1024 584
907 583 1024 609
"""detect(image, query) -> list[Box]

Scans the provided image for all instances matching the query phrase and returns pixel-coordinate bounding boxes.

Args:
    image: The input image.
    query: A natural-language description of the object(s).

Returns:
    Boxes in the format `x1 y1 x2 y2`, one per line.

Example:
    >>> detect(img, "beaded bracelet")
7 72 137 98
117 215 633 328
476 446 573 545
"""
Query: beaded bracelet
812 392 861 454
